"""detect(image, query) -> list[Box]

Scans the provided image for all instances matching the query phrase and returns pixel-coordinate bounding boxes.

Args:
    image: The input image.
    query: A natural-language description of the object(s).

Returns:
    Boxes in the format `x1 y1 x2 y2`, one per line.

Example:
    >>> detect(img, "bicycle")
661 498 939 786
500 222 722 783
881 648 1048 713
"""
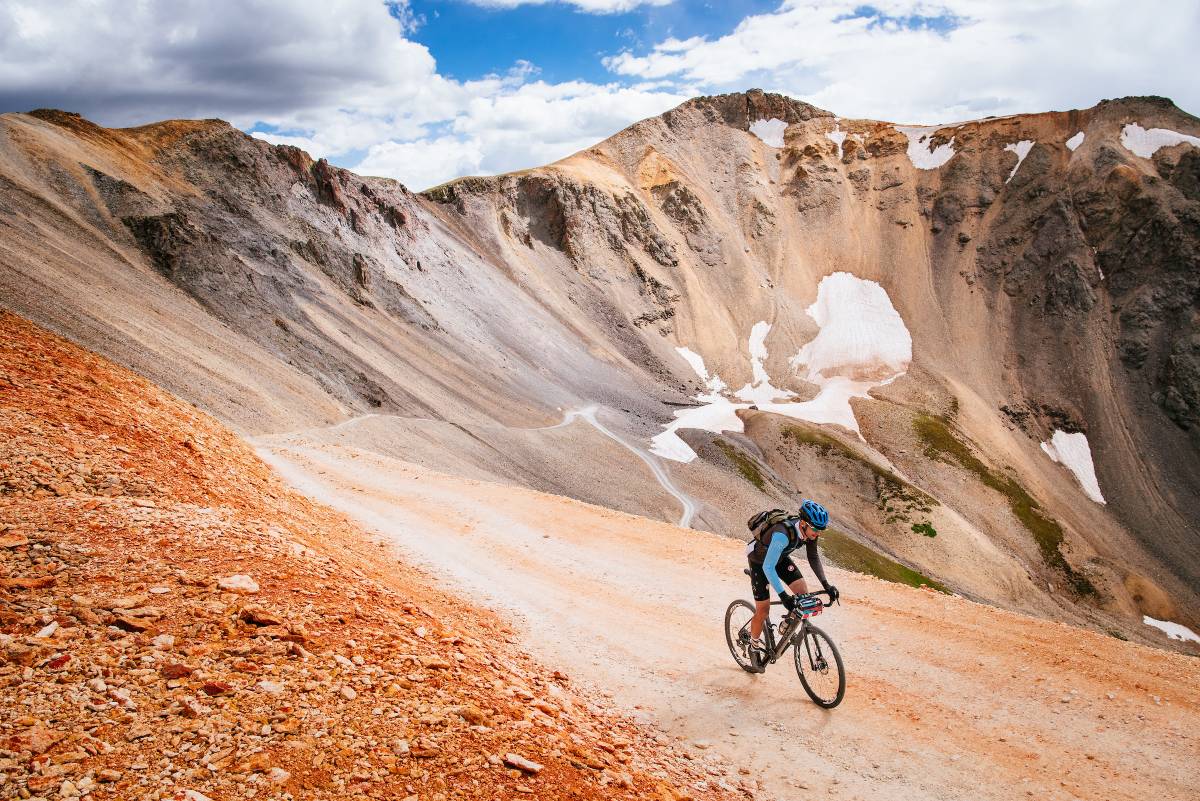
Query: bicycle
724 574 846 708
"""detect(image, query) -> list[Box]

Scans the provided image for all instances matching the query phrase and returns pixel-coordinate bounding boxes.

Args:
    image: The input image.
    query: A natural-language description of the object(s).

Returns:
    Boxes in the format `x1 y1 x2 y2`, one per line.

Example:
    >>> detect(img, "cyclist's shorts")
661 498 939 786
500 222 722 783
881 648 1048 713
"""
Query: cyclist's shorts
747 554 803 601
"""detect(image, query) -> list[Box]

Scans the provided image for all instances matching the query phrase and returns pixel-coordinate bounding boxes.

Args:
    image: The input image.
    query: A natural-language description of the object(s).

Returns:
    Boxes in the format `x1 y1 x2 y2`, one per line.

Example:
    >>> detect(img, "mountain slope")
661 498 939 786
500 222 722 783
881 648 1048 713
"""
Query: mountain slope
1 92 1198 641
0 310 736 801
429 91 1200 614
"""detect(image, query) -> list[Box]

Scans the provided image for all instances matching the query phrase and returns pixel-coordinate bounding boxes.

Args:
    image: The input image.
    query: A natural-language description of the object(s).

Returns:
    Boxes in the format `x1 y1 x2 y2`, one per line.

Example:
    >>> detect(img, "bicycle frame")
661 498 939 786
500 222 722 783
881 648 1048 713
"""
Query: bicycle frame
760 602 808 664
757 590 835 665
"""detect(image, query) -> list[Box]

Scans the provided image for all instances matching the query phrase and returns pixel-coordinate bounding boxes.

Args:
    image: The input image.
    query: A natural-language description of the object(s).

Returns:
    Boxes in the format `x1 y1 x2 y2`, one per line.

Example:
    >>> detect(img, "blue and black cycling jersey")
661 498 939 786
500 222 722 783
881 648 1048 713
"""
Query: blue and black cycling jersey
746 521 830 602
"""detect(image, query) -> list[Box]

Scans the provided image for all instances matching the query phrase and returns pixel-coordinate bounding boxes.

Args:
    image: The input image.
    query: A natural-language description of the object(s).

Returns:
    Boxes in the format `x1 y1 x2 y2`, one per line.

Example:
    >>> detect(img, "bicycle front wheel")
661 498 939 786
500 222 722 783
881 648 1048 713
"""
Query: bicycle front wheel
794 624 845 708
724 599 758 673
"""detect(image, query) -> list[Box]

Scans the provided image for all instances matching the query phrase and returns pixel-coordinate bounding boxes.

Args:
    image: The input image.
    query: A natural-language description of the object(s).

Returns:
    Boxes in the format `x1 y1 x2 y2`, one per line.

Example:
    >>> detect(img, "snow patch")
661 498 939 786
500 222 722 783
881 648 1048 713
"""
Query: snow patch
1120 123 1200 158
792 272 912 383
654 274 913 461
896 125 956 169
734 338 793 406
761 376 883 433
1040 430 1105 504
749 118 787 148
1004 140 1035 183
675 347 709 381
650 389 745 463
746 321 772 387
1143 616 1200 644
656 322 790 462
1065 131 1085 151
826 125 847 159
674 346 725 394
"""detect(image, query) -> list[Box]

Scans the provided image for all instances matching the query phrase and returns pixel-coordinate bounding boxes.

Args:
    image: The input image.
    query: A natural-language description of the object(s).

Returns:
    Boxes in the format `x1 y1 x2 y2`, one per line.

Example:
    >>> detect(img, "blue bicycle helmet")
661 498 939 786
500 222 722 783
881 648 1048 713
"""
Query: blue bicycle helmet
799 499 829 530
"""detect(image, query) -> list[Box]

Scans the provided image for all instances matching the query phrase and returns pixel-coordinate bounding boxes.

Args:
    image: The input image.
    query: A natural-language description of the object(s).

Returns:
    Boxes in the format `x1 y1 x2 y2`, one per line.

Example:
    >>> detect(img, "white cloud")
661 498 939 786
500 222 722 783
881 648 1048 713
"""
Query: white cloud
356 136 487 191
463 0 674 12
0 0 436 125
356 81 686 188
605 0 1200 124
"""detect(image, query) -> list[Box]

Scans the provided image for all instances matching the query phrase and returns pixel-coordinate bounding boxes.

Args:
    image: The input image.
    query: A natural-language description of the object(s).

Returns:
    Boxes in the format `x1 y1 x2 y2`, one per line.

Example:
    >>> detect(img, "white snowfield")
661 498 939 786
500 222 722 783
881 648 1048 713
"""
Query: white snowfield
1004 140 1035 183
651 343 750 462
749 118 787 148
652 273 913 462
1119 123 1200 159
1143 616 1200 644
826 124 847 159
794 272 912 382
649 384 742 463
896 125 956 169
1040 429 1105 504
1066 131 1085 152
743 321 773 389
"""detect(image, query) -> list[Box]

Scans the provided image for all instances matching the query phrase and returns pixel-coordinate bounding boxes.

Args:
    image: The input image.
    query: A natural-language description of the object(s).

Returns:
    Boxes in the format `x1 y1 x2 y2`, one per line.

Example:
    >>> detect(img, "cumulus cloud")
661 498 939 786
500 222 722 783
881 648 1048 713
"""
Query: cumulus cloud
605 0 1200 124
355 80 686 188
0 0 436 126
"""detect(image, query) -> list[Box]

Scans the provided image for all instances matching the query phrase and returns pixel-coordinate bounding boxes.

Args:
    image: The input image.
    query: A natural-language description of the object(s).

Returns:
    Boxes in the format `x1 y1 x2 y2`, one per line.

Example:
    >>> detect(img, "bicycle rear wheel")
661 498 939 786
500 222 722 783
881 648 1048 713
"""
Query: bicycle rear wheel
793 624 845 708
724 599 758 673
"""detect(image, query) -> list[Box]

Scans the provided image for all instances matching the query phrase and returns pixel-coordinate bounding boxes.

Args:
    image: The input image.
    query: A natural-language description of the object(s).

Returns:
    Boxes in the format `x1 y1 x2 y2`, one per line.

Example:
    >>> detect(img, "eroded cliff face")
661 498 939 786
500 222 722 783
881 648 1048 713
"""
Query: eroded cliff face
1 91 1197 639
426 91 1200 619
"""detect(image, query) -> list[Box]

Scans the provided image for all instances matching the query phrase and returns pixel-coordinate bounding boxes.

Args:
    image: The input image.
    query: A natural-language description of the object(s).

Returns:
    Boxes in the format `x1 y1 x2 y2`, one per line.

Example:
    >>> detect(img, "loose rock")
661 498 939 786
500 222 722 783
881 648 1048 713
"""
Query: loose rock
218 574 260 594
505 753 544 774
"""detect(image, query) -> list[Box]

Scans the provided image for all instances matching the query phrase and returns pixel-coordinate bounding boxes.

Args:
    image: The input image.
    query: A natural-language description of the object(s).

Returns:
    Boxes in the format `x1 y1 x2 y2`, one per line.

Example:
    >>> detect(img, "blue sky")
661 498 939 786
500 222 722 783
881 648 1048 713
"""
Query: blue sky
2 0 1198 189
407 1 782 84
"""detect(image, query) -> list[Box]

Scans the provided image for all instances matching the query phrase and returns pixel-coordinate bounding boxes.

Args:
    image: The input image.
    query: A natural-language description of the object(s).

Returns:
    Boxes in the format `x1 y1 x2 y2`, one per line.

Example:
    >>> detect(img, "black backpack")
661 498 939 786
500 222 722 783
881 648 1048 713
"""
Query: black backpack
747 509 796 544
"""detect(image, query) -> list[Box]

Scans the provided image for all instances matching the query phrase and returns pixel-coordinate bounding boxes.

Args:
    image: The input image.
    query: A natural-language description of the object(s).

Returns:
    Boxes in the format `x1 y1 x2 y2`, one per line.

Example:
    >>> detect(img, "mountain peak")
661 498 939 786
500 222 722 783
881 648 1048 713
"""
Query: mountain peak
671 89 834 128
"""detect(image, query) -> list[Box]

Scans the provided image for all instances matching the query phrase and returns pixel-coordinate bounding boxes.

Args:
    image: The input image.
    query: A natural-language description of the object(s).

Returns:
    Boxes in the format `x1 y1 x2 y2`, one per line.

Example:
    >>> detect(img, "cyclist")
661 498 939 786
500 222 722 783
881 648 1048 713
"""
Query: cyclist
745 500 839 671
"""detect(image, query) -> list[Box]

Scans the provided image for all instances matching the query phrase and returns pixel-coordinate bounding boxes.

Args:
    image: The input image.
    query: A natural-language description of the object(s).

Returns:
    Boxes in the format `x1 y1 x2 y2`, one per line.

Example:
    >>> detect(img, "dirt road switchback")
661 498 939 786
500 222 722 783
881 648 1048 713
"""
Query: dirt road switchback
258 442 1199 801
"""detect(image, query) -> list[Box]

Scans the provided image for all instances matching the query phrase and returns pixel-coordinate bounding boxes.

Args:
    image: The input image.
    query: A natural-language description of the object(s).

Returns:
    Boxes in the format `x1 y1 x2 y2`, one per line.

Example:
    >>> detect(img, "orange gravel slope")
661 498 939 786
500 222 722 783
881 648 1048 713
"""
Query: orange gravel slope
0 310 743 801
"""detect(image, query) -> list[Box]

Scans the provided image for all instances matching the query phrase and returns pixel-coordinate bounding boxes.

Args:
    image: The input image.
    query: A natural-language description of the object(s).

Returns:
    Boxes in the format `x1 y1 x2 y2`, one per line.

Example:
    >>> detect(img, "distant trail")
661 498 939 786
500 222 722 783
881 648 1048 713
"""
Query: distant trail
291 405 699 528
538 405 698 528
326 412 384 432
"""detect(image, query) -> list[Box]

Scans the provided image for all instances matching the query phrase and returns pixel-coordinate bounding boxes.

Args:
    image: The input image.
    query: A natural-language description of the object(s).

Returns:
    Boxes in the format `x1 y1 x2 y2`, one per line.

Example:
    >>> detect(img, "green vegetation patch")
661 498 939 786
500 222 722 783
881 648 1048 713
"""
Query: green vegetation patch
783 426 938 534
819 529 950 593
911 522 938 538
913 413 1096 596
715 438 766 490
